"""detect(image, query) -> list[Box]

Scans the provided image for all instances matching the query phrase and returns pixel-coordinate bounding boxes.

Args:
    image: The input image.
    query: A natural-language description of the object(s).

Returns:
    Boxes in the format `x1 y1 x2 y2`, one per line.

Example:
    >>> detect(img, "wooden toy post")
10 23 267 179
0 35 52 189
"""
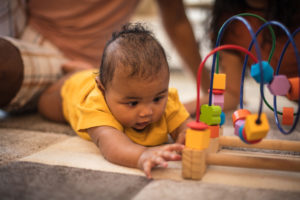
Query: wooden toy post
182 129 300 180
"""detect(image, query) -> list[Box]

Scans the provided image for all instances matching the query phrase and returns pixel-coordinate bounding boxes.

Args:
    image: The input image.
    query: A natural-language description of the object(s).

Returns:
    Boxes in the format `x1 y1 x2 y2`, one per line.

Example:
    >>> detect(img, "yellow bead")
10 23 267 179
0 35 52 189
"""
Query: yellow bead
213 73 226 90
185 128 211 150
245 113 269 141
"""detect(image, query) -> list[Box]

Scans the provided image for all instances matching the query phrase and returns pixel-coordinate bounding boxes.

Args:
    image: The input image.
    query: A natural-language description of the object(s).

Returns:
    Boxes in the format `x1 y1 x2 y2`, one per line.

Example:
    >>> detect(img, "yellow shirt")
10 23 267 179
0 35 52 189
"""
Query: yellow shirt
61 70 190 146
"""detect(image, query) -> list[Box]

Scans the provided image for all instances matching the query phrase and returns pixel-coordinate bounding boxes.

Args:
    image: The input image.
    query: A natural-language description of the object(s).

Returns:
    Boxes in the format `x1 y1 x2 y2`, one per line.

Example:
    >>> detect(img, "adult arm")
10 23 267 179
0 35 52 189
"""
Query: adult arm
156 0 211 115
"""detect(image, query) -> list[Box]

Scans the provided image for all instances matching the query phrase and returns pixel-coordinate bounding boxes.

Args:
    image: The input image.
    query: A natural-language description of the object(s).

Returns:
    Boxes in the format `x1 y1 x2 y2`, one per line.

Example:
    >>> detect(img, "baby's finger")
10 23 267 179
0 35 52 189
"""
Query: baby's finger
161 151 181 161
143 160 153 179
163 143 184 152
153 156 168 168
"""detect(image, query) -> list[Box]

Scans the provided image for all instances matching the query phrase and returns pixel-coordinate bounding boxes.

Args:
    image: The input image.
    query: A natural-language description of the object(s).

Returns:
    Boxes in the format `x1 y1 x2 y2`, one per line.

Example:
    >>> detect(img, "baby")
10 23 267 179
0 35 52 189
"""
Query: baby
38 23 191 178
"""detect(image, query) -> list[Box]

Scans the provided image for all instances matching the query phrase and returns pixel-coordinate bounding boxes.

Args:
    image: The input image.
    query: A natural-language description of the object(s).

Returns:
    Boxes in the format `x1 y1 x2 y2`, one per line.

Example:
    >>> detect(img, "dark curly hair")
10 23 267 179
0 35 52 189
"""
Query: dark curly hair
99 23 169 87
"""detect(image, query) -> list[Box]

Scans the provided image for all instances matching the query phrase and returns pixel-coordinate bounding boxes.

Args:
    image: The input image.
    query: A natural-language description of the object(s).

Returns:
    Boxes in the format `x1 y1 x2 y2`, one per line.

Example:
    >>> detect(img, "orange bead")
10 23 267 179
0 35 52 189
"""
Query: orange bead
286 77 299 101
282 107 294 125
213 73 226 90
232 109 251 126
207 125 219 138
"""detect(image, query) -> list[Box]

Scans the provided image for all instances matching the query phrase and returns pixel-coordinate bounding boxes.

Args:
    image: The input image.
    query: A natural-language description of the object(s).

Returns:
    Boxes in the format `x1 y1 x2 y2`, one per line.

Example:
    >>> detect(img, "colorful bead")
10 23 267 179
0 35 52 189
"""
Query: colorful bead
185 128 210 150
267 75 291 96
213 73 226 90
239 125 262 144
212 93 224 109
187 121 208 130
234 119 245 136
200 104 221 125
208 125 219 138
282 107 294 125
250 61 274 84
232 109 251 126
286 77 299 101
220 111 226 126
212 89 224 95
245 113 269 141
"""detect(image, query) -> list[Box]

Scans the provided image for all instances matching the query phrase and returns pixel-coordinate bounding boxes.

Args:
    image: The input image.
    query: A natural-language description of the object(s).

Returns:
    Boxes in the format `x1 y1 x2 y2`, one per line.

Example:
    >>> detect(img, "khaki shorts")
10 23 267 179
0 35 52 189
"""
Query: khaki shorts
2 26 68 113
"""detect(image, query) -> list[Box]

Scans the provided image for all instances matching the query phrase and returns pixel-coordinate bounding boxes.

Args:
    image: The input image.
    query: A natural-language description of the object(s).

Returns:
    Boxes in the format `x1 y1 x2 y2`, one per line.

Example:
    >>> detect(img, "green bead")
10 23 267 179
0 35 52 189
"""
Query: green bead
200 104 221 125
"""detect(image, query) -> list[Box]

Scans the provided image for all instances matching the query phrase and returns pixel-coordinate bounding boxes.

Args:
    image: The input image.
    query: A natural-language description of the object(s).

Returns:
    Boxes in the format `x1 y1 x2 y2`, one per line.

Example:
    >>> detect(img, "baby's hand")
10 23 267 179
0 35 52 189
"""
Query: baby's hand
137 143 184 179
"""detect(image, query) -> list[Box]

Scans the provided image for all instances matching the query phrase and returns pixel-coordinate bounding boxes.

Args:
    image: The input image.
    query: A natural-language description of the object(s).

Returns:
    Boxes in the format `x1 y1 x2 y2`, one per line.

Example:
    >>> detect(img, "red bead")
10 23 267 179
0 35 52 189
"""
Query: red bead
232 109 251 126
282 107 294 125
187 121 208 130
208 89 225 95
286 77 299 101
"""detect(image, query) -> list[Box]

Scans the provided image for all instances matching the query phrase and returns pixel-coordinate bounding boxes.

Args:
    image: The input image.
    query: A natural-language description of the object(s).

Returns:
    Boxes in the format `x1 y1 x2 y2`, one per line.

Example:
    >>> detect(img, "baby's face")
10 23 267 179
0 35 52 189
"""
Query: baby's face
103 68 169 131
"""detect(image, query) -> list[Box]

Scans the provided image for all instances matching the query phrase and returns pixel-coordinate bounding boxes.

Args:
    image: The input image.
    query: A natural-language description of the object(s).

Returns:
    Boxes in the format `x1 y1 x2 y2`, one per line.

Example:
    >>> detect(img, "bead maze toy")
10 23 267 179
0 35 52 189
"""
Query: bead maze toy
182 13 300 180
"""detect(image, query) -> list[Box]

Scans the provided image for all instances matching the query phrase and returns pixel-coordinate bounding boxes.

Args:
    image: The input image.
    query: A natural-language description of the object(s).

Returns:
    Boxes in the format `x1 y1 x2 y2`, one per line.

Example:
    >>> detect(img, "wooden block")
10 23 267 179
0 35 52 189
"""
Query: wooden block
182 148 192 179
245 113 269 141
286 77 299 101
232 109 251 126
185 128 211 150
200 104 221 125
212 93 224 109
205 137 220 153
234 119 245 136
182 148 206 180
213 73 226 90
208 125 219 138
250 61 274 84
267 75 290 96
282 107 294 125
219 127 223 136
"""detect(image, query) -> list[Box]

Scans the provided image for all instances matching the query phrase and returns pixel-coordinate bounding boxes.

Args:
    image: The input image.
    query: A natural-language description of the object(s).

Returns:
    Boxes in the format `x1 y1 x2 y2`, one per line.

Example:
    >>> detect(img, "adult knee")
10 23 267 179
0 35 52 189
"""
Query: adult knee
0 38 23 108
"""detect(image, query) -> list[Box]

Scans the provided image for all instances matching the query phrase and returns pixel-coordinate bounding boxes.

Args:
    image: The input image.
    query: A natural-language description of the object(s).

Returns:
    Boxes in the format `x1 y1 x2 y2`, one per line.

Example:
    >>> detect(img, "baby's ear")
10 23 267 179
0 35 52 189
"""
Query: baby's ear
95 76 105 91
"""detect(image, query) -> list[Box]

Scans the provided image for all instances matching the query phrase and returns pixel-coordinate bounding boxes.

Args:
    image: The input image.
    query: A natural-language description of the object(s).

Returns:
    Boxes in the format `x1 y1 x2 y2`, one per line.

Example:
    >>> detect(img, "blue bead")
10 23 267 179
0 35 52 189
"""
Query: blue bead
250 61 274 84
239 125 250 144
220 111 226 126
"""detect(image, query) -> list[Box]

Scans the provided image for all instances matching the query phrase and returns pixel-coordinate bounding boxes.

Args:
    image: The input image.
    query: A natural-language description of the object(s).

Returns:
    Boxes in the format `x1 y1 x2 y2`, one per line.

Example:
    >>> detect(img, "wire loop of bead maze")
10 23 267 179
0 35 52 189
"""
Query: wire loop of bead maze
182 13 300 180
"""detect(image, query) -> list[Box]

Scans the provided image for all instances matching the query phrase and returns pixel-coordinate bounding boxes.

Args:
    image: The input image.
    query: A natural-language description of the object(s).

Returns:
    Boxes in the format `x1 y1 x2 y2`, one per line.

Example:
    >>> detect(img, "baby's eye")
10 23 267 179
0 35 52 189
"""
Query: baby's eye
128 101 138 107
153 96 163 103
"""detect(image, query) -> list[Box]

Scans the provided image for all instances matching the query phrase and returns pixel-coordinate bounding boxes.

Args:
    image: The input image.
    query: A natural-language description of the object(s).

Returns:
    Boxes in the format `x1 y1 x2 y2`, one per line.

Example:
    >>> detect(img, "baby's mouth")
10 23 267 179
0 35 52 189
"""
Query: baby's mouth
134 121 150 130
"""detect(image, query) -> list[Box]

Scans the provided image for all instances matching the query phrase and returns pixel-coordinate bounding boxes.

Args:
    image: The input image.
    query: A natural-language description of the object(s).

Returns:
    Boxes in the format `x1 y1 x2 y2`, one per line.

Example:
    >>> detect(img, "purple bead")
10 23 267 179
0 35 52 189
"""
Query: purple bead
267 75 291 96
234 119 245 136
212 93 224 109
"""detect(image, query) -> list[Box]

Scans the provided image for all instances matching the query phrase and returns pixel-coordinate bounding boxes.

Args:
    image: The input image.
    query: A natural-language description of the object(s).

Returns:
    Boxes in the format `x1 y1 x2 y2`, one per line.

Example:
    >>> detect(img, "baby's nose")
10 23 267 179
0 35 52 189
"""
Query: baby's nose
139 105 153 117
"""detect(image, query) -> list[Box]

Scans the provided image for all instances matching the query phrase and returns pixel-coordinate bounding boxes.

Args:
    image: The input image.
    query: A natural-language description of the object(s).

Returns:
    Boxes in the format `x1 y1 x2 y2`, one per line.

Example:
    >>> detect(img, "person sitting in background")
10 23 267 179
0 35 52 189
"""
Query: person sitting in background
37 23 192 179
0 0 203 115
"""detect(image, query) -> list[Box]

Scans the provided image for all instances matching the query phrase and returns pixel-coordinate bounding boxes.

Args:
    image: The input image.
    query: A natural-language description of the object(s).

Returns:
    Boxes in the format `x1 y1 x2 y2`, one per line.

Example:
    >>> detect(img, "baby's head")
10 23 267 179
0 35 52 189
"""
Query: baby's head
97 23 170 130
99 23 169 87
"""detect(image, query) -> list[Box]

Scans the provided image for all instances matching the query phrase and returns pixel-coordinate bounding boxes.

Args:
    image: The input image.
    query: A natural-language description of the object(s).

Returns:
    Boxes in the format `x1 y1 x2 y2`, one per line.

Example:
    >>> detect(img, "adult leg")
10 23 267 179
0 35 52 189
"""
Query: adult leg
0 38 23 108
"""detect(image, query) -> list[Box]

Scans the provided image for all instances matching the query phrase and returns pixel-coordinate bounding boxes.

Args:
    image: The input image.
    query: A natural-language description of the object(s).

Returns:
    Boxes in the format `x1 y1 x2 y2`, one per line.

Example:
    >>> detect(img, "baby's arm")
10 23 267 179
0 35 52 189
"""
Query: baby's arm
87 126 184 179
169 118 192 144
